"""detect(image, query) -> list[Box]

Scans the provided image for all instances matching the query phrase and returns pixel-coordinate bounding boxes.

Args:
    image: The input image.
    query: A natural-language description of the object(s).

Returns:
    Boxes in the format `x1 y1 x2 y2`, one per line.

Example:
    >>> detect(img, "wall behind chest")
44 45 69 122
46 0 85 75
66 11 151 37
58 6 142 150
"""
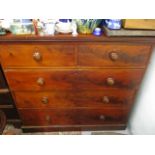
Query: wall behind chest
128 47 155 134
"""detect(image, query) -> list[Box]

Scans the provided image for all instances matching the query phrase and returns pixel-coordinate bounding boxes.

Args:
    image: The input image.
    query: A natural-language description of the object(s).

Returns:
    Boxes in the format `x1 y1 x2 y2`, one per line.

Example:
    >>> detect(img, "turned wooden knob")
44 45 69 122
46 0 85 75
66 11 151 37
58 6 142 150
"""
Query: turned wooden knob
100 115 105 120
41 97 49 104
33 51 42 61
46 115 51 122
37 77 45 86
102 96 110 103
110 52 119 61
106 77 115 86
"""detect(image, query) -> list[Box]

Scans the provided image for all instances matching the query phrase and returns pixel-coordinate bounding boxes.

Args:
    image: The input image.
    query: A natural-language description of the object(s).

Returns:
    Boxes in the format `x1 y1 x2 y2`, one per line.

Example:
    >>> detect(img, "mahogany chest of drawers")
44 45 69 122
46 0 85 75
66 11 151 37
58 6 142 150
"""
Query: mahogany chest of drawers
0 35 153 132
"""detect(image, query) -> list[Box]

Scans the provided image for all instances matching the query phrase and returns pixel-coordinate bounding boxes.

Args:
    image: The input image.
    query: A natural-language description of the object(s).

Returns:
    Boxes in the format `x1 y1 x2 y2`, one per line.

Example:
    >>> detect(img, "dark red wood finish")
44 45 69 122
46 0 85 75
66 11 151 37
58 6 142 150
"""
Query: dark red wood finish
0 34 153 132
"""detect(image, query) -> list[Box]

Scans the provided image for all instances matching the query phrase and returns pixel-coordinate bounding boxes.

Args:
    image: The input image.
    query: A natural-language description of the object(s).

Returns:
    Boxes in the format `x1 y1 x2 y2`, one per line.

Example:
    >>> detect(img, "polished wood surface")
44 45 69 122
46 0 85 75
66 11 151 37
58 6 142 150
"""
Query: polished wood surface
19 108 128 126
0 34 152 132
0 44 76 68
0 33 155 44
0 43 151 68
78 44 151 67
14 90 134 108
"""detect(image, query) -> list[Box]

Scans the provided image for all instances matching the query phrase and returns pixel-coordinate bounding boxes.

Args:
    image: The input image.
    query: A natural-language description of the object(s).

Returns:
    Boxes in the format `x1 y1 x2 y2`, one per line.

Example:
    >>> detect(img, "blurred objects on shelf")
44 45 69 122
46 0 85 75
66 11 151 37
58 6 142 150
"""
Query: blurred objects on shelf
75 19 102 34
0 27 6 35
0 20 7 35
9 19 35 35
36 19 57 36
0 19 11 30
55 19 78 36
55 19 72 34
123 19 155 30
105 19 122 30
0 19 104 36
93 27 102 36
71 20 78 37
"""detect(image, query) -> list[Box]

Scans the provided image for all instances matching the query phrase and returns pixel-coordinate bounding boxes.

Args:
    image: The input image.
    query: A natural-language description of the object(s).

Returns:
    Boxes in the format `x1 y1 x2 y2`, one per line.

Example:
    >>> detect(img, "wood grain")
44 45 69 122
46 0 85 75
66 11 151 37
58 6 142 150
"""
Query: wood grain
0 34 155 44
19 108 128 126
0 34 152 132
0 44 76 68
78 44 151 67
5 69 144 91
14 90 134 108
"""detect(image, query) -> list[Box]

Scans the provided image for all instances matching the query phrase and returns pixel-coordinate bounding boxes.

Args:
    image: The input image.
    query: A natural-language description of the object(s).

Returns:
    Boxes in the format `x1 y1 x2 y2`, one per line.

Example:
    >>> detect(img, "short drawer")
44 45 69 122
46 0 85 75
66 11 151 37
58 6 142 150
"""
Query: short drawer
78 44 151 67
5 69 144 91
19 108 128 126
0 44 76 68
14 90 134 108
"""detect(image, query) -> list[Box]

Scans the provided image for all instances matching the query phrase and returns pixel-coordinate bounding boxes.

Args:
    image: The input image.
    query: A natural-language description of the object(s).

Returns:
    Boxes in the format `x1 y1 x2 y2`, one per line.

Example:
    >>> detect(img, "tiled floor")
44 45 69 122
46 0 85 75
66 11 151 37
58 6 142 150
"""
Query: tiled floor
2 124 130 135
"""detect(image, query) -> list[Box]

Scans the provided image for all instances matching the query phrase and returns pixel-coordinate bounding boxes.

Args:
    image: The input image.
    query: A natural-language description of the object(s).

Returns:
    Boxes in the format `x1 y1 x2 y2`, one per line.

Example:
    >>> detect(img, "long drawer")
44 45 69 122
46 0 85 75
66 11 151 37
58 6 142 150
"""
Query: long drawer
14 90 135 108
0 44 76 68
19 108 128 126
78 44 151 67
5 69 144 91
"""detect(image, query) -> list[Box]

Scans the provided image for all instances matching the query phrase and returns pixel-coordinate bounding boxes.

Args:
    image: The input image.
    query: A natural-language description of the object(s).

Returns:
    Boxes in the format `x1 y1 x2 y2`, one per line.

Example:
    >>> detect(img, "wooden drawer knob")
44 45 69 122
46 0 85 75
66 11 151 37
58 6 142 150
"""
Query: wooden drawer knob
100 115 105 120
33 51 42 61
46 115 51 122
102 96 110 103
41 97 49 104
106 77 115 86
109 52 119 61
37 77 45 86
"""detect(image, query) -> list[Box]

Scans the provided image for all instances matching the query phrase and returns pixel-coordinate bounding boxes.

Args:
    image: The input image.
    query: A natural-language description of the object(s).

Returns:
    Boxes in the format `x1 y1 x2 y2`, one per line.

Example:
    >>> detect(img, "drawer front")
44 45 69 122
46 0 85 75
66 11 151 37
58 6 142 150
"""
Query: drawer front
14 90 134 108
5 69 144 91
78 44 151 67
0 44 76 68
19 108 128 126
